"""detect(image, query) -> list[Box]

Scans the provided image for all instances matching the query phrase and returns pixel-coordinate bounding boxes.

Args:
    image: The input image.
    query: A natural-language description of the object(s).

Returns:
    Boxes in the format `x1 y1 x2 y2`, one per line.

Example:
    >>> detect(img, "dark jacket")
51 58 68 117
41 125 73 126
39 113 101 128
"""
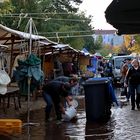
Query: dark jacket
53 76 70 83
43 81 69 98
125 66 140 85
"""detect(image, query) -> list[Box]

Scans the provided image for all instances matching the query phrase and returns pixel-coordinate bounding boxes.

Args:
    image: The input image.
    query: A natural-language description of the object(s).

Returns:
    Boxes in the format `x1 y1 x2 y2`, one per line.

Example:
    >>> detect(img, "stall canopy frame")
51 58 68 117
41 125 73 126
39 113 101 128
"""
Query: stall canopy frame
0 24 57 76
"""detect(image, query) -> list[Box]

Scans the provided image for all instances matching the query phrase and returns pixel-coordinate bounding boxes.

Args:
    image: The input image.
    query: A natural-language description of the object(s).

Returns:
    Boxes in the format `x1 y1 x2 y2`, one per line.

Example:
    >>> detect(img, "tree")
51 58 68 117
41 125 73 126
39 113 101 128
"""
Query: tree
123 35 140 54
0 0 95 51
98 44 112 57
131 35 140 54
0 1 14 25
112 45 121 54
90 35 103 53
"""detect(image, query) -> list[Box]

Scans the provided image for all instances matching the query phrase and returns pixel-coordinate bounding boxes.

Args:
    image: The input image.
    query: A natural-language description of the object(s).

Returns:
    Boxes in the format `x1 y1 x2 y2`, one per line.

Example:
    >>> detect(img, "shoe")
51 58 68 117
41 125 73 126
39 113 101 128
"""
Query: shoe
56 120 62 125
45 117 53 122
137 106 140 110
131 107 135 110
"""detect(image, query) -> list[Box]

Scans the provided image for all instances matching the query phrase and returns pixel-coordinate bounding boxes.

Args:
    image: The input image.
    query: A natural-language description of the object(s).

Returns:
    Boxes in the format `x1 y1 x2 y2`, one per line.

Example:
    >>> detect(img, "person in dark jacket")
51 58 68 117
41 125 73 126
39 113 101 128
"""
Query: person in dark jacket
42 80 72 121
124 59 140 110
53 76 70 83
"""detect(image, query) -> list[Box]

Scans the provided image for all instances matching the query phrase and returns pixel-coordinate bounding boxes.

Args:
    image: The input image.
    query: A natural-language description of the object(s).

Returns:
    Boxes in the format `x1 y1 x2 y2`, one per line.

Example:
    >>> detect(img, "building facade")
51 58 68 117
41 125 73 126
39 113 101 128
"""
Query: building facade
93 30 124 46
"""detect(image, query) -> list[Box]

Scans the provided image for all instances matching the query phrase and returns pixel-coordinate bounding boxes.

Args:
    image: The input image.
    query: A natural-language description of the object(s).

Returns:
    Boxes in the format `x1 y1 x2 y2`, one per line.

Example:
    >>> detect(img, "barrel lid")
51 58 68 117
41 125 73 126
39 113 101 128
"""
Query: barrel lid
83 77 110 86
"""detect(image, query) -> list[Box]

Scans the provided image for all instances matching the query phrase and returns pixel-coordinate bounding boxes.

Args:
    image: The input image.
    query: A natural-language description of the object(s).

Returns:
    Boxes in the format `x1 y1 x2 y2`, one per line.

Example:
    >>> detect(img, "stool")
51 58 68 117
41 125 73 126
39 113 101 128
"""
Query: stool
0 95 7 112
7 90 21 110
0 86 21 112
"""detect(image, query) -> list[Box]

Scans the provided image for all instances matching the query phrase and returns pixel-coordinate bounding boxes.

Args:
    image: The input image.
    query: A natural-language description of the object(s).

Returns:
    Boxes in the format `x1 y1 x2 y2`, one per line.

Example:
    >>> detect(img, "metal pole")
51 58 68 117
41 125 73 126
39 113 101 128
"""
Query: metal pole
23 18 40 130
29 18 32 55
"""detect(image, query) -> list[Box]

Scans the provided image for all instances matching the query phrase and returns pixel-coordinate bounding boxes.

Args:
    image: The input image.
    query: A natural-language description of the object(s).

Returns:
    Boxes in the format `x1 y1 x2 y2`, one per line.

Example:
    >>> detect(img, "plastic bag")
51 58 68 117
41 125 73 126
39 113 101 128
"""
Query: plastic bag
0 69 11 85
0 85 7 95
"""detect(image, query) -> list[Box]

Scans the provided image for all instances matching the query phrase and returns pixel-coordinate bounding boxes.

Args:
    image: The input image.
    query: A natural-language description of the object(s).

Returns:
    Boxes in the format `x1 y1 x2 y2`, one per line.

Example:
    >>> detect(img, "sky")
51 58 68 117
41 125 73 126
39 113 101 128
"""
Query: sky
79 0 115 30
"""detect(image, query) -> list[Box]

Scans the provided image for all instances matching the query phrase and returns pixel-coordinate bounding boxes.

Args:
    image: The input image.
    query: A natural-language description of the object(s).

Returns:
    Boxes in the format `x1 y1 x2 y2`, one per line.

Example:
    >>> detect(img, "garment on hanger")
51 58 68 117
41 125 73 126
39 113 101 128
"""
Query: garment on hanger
14 53 44 95
12 53 26 71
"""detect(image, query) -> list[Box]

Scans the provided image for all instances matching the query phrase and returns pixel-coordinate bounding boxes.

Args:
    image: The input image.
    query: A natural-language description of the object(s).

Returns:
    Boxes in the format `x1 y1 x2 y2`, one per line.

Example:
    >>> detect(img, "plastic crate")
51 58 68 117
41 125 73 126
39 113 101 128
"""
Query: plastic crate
0 119 22 134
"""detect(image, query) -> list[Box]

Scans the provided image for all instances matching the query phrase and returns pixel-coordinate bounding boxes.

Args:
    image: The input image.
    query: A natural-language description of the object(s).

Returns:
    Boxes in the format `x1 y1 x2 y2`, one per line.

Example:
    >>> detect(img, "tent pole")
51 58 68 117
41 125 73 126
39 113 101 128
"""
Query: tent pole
23 18 40 131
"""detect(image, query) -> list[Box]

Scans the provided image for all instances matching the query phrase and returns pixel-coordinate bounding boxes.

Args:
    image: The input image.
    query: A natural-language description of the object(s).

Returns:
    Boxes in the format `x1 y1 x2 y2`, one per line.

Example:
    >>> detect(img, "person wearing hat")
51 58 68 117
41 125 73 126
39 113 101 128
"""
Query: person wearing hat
42 80 73 122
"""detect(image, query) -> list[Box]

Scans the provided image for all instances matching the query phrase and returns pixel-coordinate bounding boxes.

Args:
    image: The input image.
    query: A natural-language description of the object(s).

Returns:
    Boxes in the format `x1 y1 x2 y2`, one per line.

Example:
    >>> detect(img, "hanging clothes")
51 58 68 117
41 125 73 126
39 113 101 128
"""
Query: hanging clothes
14 53 44 95
12 53 27 81
53 57 64 78
12 53 26 71
62 62 73 76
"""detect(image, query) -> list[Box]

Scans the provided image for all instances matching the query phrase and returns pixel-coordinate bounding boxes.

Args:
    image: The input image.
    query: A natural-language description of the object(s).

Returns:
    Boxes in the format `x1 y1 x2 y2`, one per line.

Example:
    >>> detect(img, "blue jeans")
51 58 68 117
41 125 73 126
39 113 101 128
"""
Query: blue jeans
129 84 140 108
42 92 53 119
42 92 62 120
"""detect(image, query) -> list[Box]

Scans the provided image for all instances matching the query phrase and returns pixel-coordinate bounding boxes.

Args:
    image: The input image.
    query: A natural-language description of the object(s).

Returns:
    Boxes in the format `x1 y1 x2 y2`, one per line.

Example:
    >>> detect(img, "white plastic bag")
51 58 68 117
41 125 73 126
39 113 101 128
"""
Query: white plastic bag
0 69 11 85
0 85 7 95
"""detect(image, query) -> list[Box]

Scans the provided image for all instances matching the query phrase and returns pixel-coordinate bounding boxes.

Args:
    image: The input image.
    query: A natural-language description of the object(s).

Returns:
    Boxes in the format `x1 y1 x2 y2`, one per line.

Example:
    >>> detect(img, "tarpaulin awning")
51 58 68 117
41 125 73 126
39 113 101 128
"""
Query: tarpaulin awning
105 0 140 35
0 24 56 53
0 24 79 55
80 48 90 56
44 44 78 55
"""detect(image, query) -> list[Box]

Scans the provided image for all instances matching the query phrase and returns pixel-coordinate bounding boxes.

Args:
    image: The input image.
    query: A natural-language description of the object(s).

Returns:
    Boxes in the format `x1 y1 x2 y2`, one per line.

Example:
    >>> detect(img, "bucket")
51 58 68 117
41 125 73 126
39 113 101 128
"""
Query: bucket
62 106 77 121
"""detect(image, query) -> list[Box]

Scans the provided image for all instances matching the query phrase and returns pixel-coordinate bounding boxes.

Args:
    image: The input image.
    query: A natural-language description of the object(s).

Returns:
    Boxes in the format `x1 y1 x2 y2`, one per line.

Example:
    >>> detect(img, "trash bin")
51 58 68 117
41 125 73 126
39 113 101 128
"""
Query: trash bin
83 77 112 122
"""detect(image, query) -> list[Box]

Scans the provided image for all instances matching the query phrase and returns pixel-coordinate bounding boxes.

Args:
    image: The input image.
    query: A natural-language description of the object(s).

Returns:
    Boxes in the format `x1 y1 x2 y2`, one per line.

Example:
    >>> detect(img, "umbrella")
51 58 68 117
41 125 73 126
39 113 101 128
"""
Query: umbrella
105 0 140 34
